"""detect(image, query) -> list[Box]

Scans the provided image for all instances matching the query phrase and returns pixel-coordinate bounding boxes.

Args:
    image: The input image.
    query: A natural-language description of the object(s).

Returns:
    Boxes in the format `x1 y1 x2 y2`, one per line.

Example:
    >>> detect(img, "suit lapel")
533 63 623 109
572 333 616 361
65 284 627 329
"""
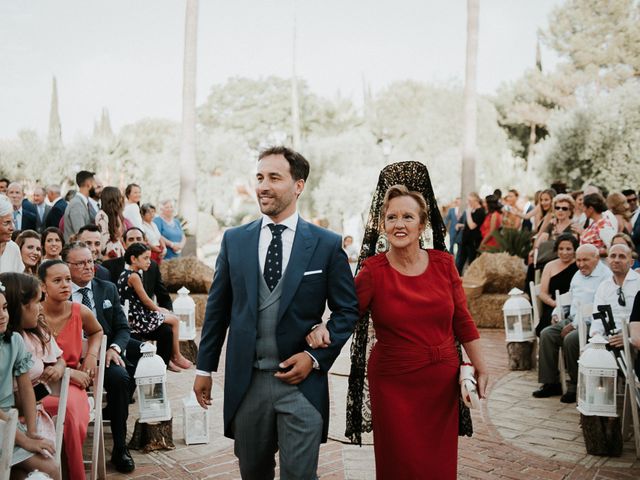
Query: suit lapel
243 220 261 323
277 218 317 320
91 279 106 329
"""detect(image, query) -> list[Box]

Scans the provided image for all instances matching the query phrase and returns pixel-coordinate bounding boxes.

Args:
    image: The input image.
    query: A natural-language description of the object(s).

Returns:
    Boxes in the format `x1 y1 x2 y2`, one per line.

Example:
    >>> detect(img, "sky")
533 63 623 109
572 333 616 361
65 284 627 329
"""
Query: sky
0 0 564 142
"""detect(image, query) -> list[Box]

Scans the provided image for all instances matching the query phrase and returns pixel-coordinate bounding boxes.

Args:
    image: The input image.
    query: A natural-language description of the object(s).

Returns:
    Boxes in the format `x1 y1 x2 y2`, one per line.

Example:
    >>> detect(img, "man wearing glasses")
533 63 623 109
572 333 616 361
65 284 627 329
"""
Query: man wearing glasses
590 244 640 343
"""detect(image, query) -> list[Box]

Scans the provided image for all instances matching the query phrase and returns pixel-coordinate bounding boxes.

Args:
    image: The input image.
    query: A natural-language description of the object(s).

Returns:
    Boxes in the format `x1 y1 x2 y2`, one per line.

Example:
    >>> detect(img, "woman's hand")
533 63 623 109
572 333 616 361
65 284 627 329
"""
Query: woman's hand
80 353 98 380
305 324 331 349
40 363 64 384
475 369 489 399
22 434 56 457
70 369 92 389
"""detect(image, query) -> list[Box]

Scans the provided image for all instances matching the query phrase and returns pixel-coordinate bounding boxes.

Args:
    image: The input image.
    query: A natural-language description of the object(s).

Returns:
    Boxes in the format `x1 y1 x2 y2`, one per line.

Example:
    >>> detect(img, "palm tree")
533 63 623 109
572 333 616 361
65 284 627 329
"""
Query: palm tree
291 0 301 150
461 0 479 202
178 0 199 240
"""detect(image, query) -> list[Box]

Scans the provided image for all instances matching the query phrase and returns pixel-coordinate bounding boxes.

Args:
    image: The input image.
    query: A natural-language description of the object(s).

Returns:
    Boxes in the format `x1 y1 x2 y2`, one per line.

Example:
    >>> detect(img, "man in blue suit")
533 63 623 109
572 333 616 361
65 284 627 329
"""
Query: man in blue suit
194 146 359 479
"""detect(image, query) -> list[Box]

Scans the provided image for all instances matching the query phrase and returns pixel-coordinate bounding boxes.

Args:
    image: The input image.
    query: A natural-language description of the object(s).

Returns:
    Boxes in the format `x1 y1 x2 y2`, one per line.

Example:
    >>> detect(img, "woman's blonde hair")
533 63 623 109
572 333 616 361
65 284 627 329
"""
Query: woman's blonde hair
553 193 575 212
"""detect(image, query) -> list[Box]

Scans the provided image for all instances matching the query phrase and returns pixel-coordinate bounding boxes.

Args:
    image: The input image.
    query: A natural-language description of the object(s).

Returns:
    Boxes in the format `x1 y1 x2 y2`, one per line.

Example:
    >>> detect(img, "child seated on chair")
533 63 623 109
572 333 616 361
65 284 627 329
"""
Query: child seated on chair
117 242 192 370
0 277 61 480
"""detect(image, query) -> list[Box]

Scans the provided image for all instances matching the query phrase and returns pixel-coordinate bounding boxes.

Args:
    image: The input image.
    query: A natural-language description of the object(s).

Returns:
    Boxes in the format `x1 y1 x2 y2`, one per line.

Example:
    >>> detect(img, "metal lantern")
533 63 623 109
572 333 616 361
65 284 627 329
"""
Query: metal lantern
173 286 196 341
182 391 210 445
577 335 618 417
134 343 171 423
502 288 535 342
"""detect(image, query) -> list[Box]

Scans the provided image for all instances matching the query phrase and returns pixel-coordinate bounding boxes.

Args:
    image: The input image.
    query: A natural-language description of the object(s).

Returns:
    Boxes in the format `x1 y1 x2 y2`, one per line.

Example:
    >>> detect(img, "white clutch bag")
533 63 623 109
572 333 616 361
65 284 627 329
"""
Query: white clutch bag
459 363 481 410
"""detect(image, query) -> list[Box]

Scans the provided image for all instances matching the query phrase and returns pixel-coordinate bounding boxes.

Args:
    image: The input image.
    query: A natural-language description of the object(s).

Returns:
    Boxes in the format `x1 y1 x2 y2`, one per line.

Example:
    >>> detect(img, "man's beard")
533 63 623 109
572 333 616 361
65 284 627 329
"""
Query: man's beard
89 187 101 200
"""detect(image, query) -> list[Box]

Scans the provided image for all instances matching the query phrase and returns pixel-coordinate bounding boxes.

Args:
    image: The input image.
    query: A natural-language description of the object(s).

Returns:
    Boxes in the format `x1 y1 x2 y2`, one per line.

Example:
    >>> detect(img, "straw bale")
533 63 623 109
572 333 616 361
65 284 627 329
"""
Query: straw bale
464 252 525 294
159 256 213 294
467 293 508 328
170 293 209 328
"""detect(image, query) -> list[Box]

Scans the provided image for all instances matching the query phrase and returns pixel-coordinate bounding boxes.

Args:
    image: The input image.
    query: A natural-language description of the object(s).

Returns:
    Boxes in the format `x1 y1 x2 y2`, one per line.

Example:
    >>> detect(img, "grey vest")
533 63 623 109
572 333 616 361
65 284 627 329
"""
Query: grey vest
253 274 284 371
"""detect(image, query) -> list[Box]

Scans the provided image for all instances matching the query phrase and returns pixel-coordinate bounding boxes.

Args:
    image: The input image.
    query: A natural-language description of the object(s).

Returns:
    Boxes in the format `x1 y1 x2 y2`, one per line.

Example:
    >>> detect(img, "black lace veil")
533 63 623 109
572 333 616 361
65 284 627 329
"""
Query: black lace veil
344 161 453 445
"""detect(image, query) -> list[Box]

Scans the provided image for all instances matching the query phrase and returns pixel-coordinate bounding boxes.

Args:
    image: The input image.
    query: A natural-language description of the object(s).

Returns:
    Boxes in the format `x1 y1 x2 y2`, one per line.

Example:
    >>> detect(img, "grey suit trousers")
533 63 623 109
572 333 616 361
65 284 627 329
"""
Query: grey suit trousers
539 320 587 393
232 370 323 480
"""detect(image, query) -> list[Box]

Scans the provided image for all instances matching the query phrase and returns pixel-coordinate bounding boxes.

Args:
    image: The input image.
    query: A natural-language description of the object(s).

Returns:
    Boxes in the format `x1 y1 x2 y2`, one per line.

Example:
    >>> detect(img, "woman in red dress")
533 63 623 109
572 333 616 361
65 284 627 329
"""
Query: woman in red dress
313 174 489 479
39 260 103 480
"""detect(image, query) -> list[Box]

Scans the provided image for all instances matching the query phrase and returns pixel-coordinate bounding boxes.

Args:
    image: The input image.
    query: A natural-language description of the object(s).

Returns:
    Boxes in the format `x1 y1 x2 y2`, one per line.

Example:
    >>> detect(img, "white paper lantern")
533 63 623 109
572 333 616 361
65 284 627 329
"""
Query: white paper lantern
577 335 618 417
183 391 210 445
502 288 535 342
134 343 171 423
173 286 196 341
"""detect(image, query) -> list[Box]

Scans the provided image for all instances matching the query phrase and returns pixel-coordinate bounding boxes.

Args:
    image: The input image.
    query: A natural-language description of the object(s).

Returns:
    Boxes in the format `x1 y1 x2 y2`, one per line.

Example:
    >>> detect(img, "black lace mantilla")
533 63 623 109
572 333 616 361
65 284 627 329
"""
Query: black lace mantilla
344 161 473 445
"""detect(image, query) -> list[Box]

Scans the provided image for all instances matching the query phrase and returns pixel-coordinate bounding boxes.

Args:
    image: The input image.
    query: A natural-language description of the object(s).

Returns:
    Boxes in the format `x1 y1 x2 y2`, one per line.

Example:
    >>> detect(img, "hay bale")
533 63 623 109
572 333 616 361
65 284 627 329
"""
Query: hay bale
467 293 508 328
160 257 214 294
170 293 208 328
464 252 525 294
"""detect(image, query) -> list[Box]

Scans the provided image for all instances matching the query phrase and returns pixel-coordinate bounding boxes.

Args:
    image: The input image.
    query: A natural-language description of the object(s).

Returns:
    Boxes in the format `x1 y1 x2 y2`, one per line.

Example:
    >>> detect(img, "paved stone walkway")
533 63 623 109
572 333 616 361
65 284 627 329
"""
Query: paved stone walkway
101 329 640 479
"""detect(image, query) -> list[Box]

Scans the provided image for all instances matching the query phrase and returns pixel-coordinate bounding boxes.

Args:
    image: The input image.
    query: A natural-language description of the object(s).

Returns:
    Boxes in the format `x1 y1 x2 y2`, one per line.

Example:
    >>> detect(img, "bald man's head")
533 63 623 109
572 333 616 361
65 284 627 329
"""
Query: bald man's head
576 243 600 276
608 243 633 276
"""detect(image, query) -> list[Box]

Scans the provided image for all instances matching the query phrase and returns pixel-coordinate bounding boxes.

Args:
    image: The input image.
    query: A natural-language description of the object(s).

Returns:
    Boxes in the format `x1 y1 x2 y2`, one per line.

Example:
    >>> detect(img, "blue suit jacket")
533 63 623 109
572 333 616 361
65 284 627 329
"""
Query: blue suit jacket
196 217 359 441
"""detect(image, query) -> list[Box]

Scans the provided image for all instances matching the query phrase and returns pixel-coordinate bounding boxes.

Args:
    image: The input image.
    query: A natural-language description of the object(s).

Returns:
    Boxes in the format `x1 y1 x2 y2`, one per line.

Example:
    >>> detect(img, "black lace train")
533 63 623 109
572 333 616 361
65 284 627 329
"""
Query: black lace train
345 161 473 445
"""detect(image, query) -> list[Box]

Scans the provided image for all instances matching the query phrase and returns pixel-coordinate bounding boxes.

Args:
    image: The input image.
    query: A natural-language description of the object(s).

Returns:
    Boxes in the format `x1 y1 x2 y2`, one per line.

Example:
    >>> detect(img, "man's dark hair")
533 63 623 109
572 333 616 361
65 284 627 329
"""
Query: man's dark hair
75 170 95 188
550 181 568 194
258 146 310 182
622 189 637 198
0 177 10 186
60 241 89 262
78 224 101 235
583 193 608 213
125 226 146 240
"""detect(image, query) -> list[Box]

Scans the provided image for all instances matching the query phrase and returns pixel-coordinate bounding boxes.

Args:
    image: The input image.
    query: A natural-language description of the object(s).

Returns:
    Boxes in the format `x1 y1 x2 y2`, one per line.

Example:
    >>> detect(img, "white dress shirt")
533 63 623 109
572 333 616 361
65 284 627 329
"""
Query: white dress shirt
591 269 640 336
568 262 611 328
258 212 298 275
72 281 96 314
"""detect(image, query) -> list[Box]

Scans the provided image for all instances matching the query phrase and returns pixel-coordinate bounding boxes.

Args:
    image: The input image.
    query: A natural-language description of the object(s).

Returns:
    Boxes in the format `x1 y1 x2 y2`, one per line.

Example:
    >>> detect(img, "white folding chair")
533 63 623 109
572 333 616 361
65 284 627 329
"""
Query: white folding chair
0 408 18 479
529 281 542 329
49 367 71 473
84 336 107 480
555 290 573 394
576 303 592 352
620 320 640 458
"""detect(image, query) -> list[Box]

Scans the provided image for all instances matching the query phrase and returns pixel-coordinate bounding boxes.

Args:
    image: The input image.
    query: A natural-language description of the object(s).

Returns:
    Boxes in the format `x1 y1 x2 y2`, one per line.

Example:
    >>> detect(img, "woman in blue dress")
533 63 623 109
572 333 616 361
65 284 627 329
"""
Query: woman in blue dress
153 200 185 260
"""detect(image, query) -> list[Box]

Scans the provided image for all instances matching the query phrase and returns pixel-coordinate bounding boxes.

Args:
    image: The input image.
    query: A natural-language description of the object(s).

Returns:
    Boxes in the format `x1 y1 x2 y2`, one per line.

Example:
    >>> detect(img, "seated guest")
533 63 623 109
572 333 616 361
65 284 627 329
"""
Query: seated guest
591 244 640 337
140 203 166 263
0 276 60 480
536 234 579 336
580 193 616 256
611 233 640 269
76 224 111 281
44 184 67 229
41 227 64 261
123 183 143 229
95 186 126 259
2 273 62 448
39 260 103 480
63 242 137 473
532 244 610 402
117 242 192 371
0 195 25 273
153 199 185 260
16 229 42 275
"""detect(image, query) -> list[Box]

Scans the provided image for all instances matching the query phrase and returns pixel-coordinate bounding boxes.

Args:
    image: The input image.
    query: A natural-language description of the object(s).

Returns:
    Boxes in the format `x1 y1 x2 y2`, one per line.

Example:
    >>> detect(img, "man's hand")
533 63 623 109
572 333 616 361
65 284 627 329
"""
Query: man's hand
194 375 213 409
305 324 331 349
274 353 313 385
105 349 125 368
608 333 624 348
560 323 575 339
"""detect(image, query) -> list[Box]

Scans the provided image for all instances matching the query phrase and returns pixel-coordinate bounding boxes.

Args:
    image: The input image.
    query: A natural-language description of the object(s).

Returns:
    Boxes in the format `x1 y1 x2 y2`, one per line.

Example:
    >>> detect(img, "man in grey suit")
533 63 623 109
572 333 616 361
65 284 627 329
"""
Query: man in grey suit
63 170 97 241
194 146 359 480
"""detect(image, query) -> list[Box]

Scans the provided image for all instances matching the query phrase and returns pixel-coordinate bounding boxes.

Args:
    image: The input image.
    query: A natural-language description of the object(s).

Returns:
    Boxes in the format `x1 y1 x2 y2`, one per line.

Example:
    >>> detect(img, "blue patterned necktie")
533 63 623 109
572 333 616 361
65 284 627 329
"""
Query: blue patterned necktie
78 287 93 311
264 224 287 291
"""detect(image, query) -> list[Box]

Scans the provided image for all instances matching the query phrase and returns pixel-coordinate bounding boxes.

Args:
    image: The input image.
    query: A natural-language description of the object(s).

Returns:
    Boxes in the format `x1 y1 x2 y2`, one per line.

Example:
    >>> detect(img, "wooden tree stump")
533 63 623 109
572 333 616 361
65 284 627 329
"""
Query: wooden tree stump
506 341 536 370
180 340 198 363
128 419 175 453
580 414 623 456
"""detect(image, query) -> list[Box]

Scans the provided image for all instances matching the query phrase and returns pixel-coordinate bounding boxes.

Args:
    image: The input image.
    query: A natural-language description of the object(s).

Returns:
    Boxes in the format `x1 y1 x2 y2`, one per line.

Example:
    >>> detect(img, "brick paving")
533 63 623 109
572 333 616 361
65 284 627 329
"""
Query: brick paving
101 328 640 479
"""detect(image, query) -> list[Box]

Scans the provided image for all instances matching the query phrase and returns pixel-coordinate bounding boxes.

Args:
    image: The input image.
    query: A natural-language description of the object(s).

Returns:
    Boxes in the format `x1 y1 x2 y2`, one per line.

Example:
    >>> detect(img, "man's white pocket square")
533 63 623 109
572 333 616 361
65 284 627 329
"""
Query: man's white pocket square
303 270 323 276
103 299 112 309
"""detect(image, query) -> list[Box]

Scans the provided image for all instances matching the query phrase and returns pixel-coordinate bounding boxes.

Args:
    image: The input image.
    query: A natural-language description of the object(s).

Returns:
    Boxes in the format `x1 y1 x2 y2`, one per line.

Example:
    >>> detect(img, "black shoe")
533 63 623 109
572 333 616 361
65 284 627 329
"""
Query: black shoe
532 383 563 398
560 391 577 403
111 447 135 473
